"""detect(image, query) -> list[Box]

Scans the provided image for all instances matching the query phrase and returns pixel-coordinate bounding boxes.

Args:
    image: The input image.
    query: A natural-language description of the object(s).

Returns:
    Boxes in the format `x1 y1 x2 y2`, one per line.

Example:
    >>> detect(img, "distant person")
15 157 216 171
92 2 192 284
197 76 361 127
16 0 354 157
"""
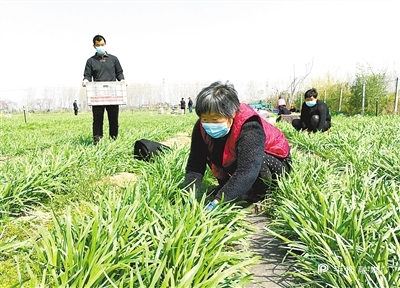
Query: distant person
73 100 79 116
188 97 193 113
292 88 331 133
276 98 291 122
289 104 299 113
184 81 292 210
180 98 186 114
82 34 125 144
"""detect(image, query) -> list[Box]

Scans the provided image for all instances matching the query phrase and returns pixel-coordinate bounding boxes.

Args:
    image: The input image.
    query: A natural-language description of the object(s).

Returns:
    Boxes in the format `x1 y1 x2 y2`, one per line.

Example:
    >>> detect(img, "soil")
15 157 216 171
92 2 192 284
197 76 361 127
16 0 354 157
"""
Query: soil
245 214 296 288
160 132 192 147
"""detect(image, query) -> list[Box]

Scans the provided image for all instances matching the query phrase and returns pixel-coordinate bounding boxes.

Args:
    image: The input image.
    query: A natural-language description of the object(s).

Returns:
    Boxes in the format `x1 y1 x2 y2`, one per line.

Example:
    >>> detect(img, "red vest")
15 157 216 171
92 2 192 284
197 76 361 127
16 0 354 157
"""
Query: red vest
201 103 290 179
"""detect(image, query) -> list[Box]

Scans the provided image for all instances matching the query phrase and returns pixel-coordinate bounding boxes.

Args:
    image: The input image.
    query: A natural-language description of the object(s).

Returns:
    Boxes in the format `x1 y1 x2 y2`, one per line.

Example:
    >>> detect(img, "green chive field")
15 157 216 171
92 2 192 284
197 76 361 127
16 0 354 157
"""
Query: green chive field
0 110 399 287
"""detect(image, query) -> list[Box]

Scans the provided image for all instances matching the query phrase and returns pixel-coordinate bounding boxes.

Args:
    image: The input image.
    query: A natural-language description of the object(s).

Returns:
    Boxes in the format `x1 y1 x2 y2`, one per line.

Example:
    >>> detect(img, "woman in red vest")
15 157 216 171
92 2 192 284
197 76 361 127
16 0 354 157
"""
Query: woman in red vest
185 81 292 210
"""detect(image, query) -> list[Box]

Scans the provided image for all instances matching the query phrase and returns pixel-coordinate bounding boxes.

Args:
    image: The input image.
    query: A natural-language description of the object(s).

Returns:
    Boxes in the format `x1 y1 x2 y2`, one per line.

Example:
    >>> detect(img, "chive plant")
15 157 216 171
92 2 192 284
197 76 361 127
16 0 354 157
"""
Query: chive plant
1 111 259 287
271 115 400 287
1 112 399 287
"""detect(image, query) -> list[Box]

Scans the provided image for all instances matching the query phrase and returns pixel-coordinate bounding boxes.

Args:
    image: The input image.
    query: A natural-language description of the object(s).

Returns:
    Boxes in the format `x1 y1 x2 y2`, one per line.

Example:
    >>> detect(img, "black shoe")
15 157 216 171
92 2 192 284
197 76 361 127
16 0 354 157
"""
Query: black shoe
94 135 102 145
245 188 263 203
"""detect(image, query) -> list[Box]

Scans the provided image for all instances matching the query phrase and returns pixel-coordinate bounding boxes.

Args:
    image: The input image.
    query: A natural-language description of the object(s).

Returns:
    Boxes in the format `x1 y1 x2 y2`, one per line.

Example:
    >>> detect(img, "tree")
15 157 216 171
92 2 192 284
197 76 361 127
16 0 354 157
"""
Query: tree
34 98 45 111
25 88 37 111
287 59 313 106
244 81 261 102
310 73 353 114
349 65 388 115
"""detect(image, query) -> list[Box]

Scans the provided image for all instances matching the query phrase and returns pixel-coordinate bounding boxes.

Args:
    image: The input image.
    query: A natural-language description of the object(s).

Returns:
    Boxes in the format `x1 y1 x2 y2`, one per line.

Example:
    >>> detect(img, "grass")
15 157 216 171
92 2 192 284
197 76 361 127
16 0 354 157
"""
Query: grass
1 110 399 287
0 110 256 287
270 115 400 288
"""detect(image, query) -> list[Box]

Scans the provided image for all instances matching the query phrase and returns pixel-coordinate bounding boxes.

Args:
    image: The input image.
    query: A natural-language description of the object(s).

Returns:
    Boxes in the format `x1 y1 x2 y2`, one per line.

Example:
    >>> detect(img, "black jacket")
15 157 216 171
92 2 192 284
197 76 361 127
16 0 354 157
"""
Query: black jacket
83 53 124 82
278 106 291 115
300 100 331 131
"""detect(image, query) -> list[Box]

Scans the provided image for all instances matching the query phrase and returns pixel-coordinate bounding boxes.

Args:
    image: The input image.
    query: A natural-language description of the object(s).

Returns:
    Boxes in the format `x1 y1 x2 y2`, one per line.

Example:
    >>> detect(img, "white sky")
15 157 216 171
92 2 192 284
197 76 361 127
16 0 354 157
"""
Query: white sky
0 0 399 104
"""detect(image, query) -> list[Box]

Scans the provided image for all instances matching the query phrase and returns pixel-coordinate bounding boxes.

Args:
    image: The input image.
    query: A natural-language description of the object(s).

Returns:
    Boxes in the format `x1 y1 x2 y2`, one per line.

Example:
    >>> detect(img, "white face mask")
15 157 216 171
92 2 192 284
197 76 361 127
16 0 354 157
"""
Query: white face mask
201 121 231 138
305 100 317 107
95 46 106 55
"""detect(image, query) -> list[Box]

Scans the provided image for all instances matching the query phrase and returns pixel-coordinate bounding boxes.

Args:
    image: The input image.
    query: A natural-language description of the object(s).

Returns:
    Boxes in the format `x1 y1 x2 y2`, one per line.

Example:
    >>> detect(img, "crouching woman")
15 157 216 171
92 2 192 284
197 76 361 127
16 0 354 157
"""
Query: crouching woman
184 81 292 210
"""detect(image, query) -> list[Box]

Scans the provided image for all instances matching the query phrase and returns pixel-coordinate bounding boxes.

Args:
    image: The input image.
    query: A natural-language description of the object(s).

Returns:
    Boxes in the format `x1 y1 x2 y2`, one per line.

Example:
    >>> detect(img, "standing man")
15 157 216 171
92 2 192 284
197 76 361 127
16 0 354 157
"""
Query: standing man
180 98 186 114
73 100 79 115
188 97 193 113
82 35 125 144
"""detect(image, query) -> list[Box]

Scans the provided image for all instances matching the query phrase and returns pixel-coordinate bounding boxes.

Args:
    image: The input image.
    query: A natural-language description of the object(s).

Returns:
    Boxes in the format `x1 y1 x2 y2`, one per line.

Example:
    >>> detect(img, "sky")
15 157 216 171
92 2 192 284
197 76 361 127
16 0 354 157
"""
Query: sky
0 0 399 106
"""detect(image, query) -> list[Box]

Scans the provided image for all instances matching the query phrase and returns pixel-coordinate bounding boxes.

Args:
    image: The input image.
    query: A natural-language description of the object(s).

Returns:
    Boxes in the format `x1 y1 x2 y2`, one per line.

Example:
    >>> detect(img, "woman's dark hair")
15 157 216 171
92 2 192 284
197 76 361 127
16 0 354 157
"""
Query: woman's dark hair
195 81 240 118
93 35 106 45
305 88 318 98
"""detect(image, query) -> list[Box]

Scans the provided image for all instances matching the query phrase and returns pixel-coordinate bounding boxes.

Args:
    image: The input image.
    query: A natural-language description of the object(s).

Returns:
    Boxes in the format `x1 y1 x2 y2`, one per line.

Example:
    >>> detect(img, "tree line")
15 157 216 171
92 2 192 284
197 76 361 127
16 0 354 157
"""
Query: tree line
1 66 398 116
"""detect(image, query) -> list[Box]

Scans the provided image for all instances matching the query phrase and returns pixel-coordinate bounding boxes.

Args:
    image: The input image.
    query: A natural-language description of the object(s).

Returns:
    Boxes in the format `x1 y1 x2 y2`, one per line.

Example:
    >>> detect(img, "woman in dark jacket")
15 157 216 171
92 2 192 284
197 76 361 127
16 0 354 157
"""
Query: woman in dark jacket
184 81 292 210
292 88 331 133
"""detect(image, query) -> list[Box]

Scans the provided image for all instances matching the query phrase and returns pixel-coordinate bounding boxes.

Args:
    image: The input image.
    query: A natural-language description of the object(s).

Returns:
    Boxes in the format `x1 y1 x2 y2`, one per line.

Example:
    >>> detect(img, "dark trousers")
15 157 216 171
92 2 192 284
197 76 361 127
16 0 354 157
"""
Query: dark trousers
74 109 78 115
92 105 119 141
292 115 331 132
215 153 291 202
249 153 292 201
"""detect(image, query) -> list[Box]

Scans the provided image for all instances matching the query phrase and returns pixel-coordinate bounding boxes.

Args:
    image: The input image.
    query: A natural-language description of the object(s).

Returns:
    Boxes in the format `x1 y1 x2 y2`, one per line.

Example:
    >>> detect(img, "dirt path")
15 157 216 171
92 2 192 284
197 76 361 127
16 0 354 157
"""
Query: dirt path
245 215 296 288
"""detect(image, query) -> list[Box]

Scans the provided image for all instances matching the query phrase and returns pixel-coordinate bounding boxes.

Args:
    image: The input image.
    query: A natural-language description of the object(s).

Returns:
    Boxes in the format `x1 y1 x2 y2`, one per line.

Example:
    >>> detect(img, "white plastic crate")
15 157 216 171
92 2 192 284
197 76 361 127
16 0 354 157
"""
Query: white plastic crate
86 81 127 106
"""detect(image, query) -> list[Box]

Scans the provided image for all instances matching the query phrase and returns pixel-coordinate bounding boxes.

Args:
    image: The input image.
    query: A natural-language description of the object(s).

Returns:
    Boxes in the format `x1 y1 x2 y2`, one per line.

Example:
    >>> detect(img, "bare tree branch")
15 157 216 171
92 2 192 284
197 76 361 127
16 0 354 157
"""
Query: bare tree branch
288 58 314 104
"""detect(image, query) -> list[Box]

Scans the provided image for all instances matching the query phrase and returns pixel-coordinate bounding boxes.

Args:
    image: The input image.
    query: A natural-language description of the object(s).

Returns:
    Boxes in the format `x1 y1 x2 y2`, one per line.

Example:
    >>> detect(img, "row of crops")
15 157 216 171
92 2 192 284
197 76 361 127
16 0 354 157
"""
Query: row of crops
0 111 399 287
271 115 400 287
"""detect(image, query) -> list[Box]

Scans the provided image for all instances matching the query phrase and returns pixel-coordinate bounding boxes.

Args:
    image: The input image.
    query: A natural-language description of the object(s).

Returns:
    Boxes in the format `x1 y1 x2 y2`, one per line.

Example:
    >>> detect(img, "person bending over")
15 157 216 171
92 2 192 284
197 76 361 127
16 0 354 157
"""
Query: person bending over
184 81 292 210
276 98 291 122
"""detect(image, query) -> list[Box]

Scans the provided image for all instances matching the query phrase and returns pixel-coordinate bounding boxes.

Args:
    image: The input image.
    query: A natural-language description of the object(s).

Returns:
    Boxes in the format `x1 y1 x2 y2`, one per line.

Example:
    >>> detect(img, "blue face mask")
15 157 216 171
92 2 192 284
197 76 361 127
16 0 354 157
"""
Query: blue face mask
202 121 231 138
305 100 317 107
95 46 106 55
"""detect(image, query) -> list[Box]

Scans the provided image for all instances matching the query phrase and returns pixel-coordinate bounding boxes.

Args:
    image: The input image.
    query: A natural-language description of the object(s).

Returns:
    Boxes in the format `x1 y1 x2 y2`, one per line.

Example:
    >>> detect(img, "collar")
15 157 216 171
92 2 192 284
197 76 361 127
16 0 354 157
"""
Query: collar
94 52 108 59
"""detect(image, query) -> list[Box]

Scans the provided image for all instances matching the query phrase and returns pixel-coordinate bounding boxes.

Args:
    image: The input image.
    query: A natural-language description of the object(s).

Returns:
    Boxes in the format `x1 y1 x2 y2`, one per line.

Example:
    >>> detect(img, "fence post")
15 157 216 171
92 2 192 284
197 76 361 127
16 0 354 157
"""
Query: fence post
361 83 366 115
394 77 399 114
23 107 27 123
339 88 343 112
